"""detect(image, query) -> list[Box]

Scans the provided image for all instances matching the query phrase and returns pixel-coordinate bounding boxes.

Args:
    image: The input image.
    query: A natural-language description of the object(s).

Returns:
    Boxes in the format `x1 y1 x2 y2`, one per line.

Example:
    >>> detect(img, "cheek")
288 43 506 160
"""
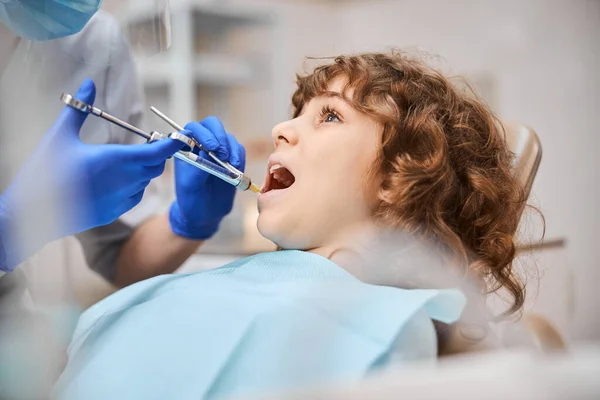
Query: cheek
329 141 379 196
362 165 383 211
311 137 366 178
305 146 376 216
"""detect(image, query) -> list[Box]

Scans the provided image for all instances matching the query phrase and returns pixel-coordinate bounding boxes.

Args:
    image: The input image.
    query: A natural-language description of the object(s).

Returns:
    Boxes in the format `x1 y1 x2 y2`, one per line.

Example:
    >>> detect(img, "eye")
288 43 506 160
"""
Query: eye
319 105 342 123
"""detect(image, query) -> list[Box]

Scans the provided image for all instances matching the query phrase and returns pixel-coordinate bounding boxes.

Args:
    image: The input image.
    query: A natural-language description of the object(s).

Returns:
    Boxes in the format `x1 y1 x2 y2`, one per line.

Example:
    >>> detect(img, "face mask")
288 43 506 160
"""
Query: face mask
0 0 101 41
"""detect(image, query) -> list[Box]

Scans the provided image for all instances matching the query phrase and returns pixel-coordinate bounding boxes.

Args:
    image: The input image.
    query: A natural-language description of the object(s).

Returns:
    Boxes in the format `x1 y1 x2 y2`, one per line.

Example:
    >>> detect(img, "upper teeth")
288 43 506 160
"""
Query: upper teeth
270 164 283 174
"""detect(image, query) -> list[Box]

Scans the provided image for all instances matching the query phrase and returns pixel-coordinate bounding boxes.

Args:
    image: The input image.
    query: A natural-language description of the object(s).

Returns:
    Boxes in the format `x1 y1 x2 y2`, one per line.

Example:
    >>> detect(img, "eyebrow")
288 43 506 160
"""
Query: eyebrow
297 90 357 117
319 91 354 106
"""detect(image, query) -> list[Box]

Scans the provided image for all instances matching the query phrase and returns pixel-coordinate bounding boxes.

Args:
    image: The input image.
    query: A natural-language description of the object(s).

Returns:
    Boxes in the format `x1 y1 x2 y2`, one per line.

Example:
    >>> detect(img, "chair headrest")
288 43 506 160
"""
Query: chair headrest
503 122 542 200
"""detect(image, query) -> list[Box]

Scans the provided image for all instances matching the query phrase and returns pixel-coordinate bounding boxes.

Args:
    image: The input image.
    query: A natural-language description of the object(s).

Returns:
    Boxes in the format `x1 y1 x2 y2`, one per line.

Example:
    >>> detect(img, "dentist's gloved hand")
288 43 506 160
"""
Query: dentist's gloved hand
169 117 246 240
0 79 185 272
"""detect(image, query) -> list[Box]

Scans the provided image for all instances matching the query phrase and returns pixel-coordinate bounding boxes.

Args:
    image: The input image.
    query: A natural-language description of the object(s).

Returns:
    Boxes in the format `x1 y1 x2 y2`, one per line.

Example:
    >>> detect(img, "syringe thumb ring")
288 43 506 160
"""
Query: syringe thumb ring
167 131 199 153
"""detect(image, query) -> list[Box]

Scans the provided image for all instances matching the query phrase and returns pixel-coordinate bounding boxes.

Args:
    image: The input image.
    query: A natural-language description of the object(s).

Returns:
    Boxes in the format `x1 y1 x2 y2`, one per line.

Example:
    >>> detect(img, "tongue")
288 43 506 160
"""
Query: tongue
273 168 295 187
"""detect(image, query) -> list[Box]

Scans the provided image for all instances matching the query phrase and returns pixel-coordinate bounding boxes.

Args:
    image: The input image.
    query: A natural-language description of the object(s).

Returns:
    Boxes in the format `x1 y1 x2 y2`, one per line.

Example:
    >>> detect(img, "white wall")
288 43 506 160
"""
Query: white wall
315 0 599 341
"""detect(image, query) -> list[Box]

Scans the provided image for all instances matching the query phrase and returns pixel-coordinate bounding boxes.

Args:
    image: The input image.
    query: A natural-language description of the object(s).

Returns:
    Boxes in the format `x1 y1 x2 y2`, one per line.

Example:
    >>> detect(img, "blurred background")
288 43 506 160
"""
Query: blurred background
3 0 598 345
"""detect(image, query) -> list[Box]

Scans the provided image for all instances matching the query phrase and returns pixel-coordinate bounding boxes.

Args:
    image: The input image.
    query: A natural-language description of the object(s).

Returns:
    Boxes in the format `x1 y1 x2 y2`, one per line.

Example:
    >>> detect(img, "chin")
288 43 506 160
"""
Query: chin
257 209 283 245
256 210 308 250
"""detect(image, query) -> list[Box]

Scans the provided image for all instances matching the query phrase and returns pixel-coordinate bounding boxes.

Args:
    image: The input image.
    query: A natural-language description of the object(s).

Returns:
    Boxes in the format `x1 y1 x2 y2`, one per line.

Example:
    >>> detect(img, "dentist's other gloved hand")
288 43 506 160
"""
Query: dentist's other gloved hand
169 117 246 240
0 79 185 272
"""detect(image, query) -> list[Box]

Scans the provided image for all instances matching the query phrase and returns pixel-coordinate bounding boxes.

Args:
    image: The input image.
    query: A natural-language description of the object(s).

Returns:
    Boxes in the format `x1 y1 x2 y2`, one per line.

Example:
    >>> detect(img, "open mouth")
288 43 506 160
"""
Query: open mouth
262 162 296 193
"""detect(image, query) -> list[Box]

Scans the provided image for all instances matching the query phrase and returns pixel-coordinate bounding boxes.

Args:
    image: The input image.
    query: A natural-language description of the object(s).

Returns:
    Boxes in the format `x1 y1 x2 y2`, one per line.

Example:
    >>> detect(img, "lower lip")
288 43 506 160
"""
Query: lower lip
258 186 292 204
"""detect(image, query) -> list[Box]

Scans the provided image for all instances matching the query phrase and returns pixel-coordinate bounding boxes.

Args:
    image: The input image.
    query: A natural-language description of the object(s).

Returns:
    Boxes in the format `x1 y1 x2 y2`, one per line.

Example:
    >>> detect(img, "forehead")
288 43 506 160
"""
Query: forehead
326 77 347 94
307 76 356 108
324 76 357 101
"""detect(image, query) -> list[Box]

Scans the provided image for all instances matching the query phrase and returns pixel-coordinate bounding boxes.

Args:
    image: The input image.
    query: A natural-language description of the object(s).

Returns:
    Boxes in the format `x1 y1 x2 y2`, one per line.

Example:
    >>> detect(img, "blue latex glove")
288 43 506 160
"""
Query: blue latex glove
0 79 185 272
169 117 246 240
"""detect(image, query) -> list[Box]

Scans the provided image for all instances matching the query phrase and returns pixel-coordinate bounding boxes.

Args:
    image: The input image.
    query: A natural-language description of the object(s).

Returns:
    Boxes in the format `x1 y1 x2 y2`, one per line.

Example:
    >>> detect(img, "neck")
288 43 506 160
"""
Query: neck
308 222 381 281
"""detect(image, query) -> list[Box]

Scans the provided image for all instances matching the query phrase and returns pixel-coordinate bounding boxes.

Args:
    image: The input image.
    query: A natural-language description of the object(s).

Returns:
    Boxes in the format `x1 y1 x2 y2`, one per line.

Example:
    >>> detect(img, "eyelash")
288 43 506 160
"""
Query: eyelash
319 105 342 123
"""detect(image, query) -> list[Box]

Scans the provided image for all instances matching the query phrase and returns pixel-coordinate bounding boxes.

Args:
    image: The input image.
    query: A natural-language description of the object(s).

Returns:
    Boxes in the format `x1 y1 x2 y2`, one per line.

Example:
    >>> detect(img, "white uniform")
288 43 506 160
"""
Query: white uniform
0 11 160 298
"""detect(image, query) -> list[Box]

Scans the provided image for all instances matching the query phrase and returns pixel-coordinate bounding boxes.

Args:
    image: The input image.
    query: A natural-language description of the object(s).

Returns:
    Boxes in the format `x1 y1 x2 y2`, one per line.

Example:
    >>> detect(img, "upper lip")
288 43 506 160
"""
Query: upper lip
267 154 293 174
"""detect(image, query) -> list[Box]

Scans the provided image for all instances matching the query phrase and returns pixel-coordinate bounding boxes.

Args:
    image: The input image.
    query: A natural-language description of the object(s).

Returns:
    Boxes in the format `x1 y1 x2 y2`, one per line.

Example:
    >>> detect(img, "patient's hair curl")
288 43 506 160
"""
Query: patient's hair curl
292 51 529 315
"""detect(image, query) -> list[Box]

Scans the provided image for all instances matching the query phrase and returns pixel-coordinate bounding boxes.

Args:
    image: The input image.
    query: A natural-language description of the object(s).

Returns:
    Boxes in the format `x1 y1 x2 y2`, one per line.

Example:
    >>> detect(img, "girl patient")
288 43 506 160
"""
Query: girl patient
53 51 526 399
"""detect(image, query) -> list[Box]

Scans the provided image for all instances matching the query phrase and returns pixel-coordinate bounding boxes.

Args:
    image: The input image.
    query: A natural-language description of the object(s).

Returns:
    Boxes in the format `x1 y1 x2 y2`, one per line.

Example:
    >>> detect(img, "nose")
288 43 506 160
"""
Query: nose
271 119 299 148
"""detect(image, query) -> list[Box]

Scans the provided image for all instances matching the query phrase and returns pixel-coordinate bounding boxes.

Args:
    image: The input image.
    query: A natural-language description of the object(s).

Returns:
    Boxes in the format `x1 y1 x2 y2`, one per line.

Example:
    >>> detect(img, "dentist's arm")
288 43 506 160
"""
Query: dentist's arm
111 214 203 287
0 80 185 274
113 117 245 287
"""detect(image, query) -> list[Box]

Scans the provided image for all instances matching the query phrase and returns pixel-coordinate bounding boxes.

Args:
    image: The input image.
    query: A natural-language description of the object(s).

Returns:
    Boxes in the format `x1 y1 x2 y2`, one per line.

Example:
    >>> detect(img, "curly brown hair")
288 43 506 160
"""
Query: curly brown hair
292 51 527 315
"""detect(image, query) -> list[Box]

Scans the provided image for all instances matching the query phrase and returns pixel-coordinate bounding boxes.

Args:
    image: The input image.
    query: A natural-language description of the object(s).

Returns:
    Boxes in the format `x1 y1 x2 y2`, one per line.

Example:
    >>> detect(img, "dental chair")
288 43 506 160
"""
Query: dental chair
498 122 566 352
433 121 565 356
